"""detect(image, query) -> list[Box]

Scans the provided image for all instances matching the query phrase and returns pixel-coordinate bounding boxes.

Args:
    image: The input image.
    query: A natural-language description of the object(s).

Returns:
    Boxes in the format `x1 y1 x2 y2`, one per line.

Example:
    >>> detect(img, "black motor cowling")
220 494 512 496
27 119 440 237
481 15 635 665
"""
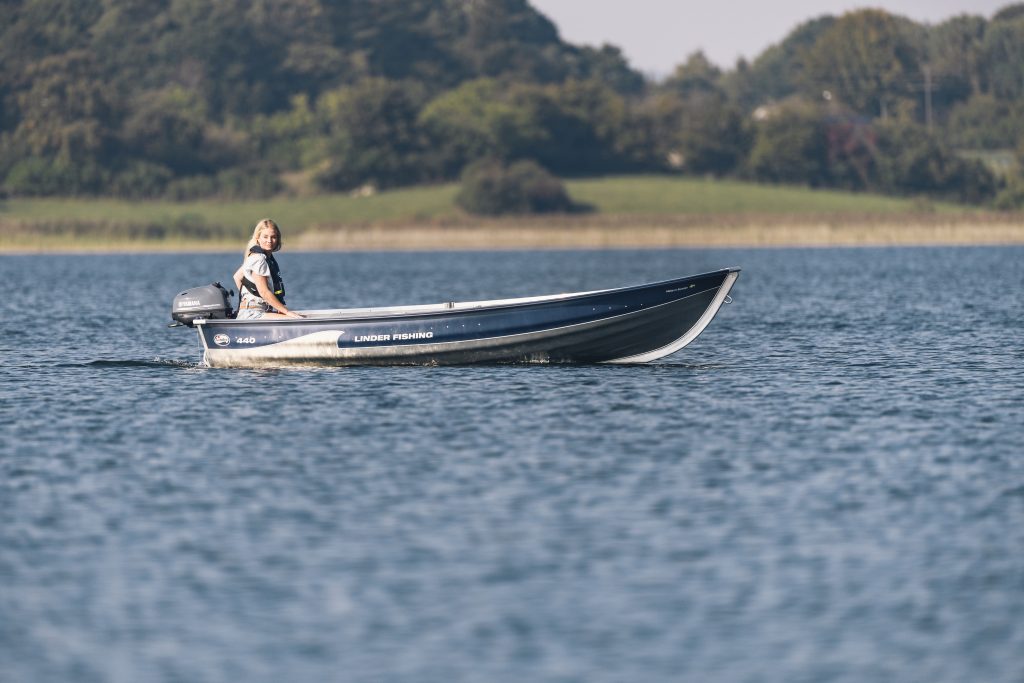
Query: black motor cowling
171 282 234 327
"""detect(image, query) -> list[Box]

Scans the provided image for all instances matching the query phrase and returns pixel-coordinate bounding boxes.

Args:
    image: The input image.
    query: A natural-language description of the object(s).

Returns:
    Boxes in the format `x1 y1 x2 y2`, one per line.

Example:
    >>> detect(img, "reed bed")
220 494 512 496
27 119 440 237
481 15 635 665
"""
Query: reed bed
294 213 1024 250
5 212 1021 252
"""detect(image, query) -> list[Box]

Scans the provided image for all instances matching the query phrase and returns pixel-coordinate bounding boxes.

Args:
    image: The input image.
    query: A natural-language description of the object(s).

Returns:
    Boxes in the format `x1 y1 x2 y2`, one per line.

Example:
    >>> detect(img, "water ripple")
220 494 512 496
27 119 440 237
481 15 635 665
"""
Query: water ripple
2 247 1023 683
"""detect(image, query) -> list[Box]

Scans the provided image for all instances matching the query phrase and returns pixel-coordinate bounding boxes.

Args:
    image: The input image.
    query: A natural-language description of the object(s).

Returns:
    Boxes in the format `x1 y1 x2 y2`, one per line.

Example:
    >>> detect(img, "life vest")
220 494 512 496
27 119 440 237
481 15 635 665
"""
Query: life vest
241 245 286 303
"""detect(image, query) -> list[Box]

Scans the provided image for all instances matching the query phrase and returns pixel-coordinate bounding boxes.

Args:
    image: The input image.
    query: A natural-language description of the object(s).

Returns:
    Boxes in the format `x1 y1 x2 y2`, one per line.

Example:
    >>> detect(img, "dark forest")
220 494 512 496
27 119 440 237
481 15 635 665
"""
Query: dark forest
3 0 1024 207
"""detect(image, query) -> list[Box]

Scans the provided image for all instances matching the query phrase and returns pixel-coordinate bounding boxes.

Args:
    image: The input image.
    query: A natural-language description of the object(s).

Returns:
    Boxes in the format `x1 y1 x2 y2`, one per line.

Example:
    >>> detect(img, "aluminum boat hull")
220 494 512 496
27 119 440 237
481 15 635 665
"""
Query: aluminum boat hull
194 268 740 368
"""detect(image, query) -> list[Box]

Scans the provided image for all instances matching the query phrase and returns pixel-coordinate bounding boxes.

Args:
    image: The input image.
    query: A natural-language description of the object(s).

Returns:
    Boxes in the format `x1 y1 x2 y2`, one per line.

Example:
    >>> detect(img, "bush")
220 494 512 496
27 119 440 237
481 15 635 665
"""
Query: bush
3 158 108 196
455 160 576 215
150 167 284 201
993 175 1024 210
946 95 1024 150
164 175 216 201
875 122 998 204
747 102 830 185
214 167 283 199
110 162 174 199
676 101 752 175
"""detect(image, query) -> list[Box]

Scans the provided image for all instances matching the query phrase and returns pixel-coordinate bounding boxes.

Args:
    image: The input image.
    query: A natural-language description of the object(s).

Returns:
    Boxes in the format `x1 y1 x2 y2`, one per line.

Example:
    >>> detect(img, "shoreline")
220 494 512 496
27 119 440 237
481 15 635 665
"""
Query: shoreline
296 217 1024 250
3 214 1022 253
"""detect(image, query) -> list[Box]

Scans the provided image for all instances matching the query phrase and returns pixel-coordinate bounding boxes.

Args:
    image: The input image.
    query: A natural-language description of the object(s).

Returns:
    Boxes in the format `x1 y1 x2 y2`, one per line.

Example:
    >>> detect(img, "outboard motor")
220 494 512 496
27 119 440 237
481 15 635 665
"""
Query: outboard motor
171 282 234 327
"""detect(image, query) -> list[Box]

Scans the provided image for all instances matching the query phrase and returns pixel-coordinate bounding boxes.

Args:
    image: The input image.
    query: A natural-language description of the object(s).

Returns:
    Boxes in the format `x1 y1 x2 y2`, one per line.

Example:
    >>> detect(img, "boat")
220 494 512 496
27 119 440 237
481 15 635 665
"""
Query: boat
170 268 740 368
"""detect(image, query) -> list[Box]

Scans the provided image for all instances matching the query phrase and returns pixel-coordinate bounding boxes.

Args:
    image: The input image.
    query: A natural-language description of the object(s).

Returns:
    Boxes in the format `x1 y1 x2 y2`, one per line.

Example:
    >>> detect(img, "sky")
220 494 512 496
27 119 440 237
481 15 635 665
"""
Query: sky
530 0 1015 77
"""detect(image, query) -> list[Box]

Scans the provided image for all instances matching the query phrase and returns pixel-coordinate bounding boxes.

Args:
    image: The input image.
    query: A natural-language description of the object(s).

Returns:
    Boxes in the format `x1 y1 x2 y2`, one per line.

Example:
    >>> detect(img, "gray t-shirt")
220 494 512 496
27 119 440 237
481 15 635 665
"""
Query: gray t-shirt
240 252 272 308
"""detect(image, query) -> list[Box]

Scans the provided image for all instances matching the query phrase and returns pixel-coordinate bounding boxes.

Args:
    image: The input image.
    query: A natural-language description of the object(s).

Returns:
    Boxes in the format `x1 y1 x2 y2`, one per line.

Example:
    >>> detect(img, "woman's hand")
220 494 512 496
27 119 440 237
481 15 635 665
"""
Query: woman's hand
283 310 304 319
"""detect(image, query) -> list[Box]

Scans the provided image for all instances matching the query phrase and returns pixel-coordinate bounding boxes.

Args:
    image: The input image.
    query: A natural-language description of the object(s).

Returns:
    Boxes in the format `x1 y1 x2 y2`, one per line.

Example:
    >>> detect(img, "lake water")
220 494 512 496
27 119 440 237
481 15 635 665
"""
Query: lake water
1 246 1022 683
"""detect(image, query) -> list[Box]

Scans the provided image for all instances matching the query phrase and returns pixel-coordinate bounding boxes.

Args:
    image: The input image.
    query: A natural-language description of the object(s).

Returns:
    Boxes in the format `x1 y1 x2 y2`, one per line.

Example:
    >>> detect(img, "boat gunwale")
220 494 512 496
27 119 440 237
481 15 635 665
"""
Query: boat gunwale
195 267 741 327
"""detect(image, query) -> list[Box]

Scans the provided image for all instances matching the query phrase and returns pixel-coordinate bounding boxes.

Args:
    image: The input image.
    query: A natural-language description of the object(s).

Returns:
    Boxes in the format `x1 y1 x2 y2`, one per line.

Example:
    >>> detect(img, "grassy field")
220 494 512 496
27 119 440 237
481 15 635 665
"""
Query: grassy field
0 183 461 232
565 176 966 215
2 175 1016 252
0 176 967 226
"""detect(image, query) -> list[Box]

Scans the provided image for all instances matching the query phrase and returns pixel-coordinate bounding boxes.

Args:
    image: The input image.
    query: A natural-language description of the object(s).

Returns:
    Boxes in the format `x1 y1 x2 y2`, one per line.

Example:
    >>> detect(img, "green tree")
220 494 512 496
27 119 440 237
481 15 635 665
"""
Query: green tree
247 94 321 170
568 45 645 96
992 3 1024 22
315 79 429 190
928 14 987 101
419 79 547 177
456 0 566 83
634 92 686 171
722 16 836 108
802 9 922 118
120 86 245 176
661 52 753 176
676 101 751 175
875 121 998 202
664 51 722 101
1 50 115 194
337 0 463 88
552 79 654 173
422 79 655 179
747 100 830 185
981 17 1024 100
9 51 114 163
946 94 1024 149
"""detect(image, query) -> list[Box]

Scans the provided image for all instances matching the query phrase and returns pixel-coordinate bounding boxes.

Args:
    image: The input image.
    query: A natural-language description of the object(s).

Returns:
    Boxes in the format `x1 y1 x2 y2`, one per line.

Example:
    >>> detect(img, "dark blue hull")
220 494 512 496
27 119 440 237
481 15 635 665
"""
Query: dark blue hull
194 268 740 367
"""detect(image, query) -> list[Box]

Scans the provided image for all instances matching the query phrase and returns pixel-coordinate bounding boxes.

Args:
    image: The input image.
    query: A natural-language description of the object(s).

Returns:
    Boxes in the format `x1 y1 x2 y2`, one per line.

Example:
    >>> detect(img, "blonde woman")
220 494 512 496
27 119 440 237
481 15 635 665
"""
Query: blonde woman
232 219 303 319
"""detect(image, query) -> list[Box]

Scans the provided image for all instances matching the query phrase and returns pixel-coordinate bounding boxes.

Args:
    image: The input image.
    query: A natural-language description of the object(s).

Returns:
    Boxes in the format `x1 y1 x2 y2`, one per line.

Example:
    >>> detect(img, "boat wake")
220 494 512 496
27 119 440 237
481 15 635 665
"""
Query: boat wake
83 359 203 369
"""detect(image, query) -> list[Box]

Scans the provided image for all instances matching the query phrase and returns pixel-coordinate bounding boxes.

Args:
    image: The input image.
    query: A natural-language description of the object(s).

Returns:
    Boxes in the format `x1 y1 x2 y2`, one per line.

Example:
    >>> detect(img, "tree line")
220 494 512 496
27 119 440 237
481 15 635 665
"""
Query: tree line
2 0 1024 208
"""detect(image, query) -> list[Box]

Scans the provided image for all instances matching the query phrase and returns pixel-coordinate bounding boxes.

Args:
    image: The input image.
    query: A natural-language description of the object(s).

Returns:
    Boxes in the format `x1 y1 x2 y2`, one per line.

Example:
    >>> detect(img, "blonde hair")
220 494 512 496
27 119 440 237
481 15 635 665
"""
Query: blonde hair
244 218 282 256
